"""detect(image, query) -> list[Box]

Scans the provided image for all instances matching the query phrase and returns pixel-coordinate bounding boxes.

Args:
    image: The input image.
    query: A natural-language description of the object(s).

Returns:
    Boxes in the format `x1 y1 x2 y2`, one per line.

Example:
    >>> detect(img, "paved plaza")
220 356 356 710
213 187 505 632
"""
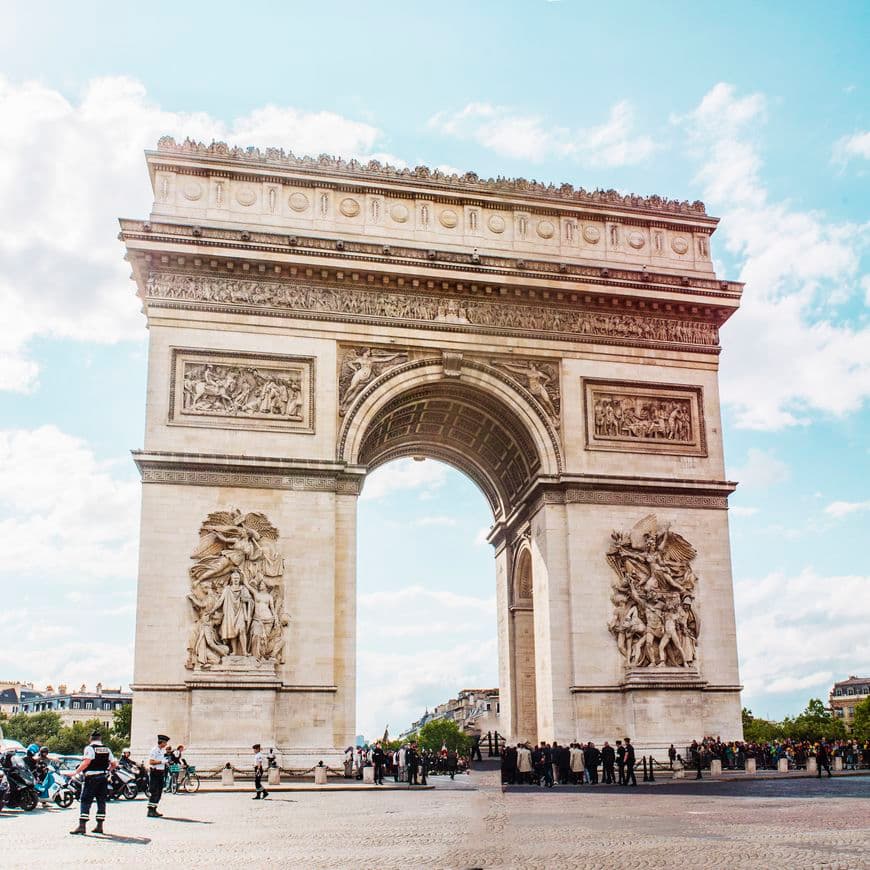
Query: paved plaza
1 771 867 869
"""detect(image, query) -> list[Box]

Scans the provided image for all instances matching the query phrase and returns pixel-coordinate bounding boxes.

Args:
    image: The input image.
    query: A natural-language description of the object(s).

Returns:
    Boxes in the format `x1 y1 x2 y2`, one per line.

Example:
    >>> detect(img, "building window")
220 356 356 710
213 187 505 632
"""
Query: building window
72 701 80 709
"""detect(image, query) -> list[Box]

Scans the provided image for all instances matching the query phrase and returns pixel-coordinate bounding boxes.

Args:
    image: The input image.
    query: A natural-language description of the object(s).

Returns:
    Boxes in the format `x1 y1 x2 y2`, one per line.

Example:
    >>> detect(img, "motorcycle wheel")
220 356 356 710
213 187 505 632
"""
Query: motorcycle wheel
21 790 38 812
55 790 75 809
182 774 200 794
122 782 138 800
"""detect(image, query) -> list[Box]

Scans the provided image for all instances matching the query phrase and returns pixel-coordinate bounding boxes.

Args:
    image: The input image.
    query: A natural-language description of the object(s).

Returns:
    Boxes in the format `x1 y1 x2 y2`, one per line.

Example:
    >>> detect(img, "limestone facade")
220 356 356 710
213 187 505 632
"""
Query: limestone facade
123 138 743 765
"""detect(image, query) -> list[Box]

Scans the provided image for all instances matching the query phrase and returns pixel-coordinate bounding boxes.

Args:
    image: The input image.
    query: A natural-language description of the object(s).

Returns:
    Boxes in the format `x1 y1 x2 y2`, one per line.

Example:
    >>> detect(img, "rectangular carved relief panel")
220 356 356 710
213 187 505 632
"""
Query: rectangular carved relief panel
583 379 706 456
169 348 315 433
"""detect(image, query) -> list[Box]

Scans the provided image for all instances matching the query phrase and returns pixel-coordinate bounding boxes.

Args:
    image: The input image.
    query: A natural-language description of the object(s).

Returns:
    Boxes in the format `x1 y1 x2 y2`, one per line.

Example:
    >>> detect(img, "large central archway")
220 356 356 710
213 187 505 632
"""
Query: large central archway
341 357 560 742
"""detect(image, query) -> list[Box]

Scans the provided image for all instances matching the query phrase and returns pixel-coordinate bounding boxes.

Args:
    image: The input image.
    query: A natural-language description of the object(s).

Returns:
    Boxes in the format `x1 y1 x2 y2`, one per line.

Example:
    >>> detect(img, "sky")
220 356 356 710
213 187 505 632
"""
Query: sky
0 1 868 739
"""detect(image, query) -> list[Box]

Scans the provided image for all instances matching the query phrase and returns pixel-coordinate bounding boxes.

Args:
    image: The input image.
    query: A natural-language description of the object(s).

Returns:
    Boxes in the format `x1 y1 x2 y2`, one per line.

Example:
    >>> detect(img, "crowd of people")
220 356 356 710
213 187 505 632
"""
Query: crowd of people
500 739 638 786
344 742 473 785
685 737 870 773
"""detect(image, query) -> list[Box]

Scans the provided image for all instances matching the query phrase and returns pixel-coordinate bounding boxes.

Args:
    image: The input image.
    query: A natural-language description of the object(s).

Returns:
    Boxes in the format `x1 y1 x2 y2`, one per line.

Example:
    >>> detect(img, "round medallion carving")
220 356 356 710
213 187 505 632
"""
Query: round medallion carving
182 181 202 201
536 220 555 239
235 186 256 207
488 214 506 234
671 236 689 255
628 231 645 250
288 192 309 212
439 209 459 229
583 225 601 244
390 203 409 223
339 197 361 218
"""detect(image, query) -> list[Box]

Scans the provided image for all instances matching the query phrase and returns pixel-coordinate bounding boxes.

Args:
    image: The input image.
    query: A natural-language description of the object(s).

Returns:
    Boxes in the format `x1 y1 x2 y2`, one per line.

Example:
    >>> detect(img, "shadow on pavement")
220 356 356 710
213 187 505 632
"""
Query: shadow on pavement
153 816 214 824
91 833 152 845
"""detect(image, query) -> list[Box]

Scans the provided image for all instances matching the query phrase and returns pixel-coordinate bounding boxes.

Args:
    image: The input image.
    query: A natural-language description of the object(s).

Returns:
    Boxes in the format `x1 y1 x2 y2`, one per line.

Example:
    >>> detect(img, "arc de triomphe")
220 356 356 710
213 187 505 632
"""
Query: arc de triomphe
123 138 742 765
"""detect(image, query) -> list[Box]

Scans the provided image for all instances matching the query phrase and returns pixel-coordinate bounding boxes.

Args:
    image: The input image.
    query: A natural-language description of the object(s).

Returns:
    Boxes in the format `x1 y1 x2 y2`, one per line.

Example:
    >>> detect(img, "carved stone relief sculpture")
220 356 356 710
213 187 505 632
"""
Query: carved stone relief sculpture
490 358 561 427
170 349 315 433
338 346 408 415
185 509 288 670
606 515 700 669
147 273 719 351
583 379 706 456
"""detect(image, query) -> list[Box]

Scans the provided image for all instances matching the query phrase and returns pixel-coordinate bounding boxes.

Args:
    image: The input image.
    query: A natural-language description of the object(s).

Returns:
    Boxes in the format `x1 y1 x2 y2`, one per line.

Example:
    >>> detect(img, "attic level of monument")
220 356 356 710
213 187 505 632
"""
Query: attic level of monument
153 136 712 219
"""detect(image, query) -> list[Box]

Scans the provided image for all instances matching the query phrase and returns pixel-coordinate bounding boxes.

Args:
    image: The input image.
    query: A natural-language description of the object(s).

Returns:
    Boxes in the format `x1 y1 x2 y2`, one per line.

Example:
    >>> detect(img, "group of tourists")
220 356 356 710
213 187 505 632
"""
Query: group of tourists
684 736 870 774
344 742 470 785
501 739 638 786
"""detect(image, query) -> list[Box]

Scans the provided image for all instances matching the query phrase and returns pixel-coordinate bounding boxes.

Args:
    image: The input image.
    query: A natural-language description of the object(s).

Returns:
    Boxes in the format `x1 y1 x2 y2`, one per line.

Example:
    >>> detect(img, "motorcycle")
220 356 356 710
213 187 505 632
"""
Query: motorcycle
0 752 39 811
111 765 139 800
35 766 75 809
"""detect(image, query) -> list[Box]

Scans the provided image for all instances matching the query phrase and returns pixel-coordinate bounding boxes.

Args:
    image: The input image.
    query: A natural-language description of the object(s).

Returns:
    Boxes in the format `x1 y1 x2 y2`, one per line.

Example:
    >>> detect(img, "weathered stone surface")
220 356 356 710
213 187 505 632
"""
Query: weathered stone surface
123 141 743 765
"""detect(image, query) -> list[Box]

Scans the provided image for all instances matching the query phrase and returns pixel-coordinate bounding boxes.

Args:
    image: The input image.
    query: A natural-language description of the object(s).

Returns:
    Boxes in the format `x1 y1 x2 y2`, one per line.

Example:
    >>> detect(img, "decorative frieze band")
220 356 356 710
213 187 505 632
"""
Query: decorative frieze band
529 487 730 515
145 271 719 352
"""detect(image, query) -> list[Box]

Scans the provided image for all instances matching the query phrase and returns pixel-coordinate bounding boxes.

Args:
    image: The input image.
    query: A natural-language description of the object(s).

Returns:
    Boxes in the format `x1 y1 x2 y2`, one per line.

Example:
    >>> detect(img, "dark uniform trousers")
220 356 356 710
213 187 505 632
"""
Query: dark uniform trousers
254 767 265 794
80 773 109 822
148 769 165 809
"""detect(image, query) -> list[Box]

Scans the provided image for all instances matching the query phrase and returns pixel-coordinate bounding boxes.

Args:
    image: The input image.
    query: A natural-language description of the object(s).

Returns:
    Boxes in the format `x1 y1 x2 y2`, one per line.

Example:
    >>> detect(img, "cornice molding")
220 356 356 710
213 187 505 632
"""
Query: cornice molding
151 136 712 221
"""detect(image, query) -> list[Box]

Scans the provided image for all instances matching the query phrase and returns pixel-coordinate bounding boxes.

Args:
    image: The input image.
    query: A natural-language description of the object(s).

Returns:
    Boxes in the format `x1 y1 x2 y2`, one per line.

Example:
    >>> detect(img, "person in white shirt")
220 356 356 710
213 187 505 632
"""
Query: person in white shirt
147 734 169 818
252 743 269 799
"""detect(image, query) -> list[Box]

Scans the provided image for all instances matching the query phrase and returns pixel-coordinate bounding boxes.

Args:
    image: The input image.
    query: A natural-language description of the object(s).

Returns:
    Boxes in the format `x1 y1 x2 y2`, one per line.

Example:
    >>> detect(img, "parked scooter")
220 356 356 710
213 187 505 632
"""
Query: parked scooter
0 752 39 811
35 766 75 808
111 765 139 800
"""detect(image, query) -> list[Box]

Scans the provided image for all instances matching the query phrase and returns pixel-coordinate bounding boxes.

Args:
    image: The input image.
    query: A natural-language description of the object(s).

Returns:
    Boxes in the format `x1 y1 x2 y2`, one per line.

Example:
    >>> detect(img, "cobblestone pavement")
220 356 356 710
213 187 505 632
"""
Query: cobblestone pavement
1 772 867 869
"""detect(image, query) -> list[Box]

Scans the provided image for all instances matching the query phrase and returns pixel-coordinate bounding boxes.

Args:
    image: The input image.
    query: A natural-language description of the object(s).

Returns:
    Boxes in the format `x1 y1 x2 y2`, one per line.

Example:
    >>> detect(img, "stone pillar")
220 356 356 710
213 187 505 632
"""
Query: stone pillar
268 767 280 785
777 757 789 773
806 757 817 774
834 756 843 772
221 767 234 786
745 758 756 774
710 759 722 776
362 766 375 784
314 766 328 785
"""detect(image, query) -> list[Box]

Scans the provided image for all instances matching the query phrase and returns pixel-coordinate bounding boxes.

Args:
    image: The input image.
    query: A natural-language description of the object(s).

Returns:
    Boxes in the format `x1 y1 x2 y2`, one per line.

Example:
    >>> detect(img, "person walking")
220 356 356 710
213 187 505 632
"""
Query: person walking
420 749 430 785
147 734 170 818
569 742 585 785
816 742 833 778
252 743 269 799
616 740 626 785
406 743 419 785
471 734 483 763
446 748 458 781
690 740 703 780
68 729 117 835
624 737 637 787
668 744 677 769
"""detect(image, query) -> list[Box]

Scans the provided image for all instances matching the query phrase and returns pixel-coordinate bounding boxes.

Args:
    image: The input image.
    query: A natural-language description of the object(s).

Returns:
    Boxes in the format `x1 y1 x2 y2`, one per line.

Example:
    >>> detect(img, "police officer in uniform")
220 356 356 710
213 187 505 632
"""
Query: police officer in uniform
252 744 269 799
68 729 117 835
147 734 169 818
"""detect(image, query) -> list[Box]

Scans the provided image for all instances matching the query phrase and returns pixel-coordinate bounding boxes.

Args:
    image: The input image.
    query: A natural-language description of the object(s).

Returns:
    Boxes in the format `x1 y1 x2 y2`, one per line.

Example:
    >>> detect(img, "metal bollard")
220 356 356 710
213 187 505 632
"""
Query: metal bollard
648 758 655 782
642 756 649 782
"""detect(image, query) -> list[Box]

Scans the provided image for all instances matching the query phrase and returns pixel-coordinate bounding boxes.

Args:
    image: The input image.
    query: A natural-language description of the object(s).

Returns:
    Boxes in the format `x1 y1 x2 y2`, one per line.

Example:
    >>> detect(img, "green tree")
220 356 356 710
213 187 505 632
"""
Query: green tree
741 707 783 743
851 696 870 741
112 703 132 742
416 719 472 754
0 711 62 747
783 698 846 742
46 719 126 756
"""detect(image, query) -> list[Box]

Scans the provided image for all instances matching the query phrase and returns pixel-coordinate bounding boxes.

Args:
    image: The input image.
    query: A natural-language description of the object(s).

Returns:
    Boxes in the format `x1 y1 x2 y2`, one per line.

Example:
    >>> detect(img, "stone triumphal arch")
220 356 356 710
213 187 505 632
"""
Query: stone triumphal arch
123 138 743 765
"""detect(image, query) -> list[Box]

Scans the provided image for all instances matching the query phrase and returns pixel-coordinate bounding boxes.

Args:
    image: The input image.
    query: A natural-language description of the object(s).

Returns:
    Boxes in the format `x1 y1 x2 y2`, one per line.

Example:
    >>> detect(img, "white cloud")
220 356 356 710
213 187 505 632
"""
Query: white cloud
359 585 495 615
428 100 657 167
413 515 457 528
824 499 870 518
729 506 759 517
0 75 385 391
0 425 139 578
678 83 870 430
729 447 790 489
735 569 870 704
833 130 870 164
360 458 449 500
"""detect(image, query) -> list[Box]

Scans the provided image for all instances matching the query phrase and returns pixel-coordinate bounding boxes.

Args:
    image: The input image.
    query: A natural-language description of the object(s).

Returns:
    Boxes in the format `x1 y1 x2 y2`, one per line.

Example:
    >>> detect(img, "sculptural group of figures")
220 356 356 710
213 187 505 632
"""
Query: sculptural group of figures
606 515 700 668
149 273 718 348
185 510 288 670
182 362 303 419
593 395 692 442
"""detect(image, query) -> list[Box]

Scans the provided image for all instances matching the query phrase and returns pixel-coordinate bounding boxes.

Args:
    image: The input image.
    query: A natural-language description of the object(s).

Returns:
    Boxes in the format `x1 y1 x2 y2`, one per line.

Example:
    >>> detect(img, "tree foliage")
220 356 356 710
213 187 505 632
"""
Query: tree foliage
781 698 846 742
0 708 129 755
741 707 783 743
112 703 132 742
0 712 63 747
851 696 870 741
416 719 472 754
